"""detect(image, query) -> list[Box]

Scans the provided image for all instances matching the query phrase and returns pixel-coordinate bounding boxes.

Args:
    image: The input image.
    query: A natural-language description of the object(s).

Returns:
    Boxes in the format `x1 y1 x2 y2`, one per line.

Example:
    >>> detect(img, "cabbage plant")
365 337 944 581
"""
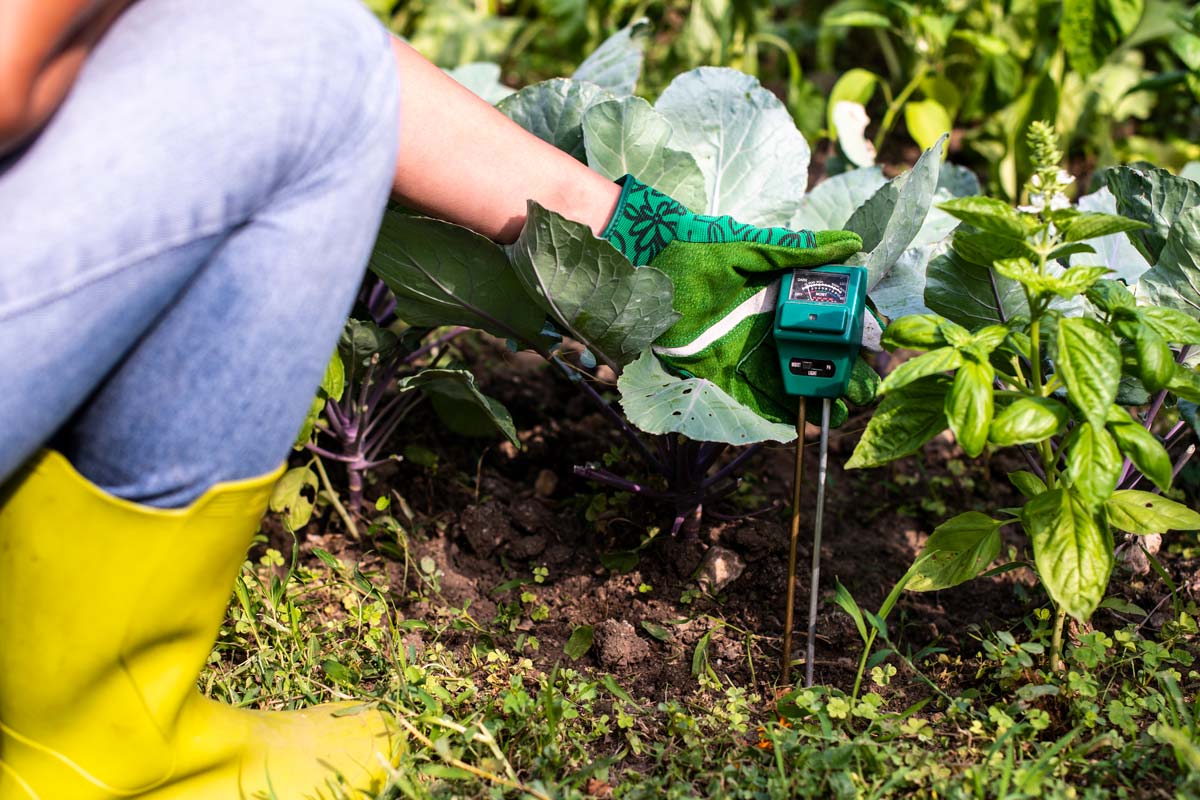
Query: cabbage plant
369 23 974 535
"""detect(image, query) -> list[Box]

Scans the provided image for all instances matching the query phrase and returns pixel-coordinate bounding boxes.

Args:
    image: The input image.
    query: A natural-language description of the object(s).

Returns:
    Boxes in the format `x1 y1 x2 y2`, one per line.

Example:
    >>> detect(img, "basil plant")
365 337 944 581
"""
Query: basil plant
848 122 1200 668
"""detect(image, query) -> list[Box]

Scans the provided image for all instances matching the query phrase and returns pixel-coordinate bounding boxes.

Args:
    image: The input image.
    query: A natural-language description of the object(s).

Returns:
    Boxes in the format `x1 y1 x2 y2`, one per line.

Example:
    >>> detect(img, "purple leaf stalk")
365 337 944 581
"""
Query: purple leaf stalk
305 279 469 516
564 364 762 538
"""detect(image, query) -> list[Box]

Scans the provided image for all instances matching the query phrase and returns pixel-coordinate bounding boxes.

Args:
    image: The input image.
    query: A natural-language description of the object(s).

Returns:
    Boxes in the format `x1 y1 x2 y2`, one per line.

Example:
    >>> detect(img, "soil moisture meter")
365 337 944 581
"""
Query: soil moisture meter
773 265 868 688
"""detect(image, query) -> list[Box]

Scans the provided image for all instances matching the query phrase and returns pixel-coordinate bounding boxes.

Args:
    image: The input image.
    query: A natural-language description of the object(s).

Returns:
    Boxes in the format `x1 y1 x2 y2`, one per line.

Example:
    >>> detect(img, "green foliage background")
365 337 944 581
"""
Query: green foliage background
375 0 1199 198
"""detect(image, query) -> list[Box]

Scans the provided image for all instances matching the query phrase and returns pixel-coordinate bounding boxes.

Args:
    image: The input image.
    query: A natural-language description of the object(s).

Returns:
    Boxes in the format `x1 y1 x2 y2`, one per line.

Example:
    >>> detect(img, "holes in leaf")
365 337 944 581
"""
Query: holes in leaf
682 388 693 395
672 411 682 416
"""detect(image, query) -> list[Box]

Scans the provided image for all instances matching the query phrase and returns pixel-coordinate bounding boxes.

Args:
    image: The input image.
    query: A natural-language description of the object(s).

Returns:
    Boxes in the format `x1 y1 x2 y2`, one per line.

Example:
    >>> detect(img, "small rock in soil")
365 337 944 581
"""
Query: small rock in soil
696 545 746 593
594 619 652 670
1117 533 1161 575
458 501 516 558
534 469 558 497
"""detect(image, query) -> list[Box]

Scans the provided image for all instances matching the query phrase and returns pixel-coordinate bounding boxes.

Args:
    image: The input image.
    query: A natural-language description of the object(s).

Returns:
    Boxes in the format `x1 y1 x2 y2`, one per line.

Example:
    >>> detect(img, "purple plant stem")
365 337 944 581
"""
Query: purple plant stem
366 395 422 462
695 442 727 477
572 465 672 500
362 354 404 417
352 357 379 450
553 358 665 475
676 504 703 539
304 444 359 463
1020 444 1048 482
403 326 470 366
363 382 411 442
1171 444 1196 481
366 279 397 325
1163 420 1187 445
701 444 761 490
325 400 349 439
347 467 364 514
672 437 688 487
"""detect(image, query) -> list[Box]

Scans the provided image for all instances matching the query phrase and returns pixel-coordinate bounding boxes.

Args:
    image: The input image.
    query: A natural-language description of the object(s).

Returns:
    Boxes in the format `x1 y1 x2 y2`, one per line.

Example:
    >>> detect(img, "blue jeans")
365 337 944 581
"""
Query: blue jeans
0 0 399 507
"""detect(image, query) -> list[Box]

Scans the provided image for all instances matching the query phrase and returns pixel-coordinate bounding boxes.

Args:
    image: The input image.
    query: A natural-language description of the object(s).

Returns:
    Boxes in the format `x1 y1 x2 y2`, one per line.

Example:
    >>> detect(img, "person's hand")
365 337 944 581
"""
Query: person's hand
602 175 883 427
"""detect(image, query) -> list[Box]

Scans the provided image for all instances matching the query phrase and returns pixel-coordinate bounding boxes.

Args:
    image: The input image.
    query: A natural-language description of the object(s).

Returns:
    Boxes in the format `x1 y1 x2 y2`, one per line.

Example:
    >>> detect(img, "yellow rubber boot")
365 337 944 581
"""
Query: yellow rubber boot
0 451 399 800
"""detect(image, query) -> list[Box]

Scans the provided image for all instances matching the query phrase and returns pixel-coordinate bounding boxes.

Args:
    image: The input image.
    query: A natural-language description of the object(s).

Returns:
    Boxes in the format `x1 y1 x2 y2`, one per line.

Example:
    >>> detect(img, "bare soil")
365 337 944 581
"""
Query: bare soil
267 335 1197 708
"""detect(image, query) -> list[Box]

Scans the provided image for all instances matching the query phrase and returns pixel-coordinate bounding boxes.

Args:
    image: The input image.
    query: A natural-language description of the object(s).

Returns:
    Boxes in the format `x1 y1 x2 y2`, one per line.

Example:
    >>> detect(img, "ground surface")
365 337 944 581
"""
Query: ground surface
220 333 1200 798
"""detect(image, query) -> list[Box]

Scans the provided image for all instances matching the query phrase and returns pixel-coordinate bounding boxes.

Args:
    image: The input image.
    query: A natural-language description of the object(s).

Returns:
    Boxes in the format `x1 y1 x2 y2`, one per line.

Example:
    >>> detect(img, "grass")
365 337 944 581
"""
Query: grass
200 522 1200 800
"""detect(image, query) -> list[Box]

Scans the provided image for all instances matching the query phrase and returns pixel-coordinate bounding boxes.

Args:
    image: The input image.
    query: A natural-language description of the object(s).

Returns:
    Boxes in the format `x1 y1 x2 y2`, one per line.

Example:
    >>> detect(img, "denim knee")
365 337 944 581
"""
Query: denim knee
225 0 401 192
0 0 399 494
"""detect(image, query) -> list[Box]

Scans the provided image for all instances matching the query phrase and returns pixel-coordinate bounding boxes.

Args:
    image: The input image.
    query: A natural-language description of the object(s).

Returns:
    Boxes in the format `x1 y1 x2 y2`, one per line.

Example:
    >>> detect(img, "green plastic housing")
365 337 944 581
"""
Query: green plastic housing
773 265 867 399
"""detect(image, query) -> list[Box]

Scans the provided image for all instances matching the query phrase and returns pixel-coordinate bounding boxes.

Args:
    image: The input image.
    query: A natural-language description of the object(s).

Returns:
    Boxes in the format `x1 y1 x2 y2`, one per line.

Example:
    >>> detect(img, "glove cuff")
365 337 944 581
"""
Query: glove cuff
600 175 689 267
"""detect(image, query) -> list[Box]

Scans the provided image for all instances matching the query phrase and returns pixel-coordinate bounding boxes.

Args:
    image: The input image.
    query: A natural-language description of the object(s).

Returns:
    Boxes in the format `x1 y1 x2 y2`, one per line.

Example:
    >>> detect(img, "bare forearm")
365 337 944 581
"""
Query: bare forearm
389 38 620 243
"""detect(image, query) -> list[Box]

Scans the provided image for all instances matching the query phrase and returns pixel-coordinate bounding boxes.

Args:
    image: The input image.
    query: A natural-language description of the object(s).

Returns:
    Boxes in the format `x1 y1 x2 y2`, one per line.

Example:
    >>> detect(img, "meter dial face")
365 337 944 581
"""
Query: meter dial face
789 271 849 304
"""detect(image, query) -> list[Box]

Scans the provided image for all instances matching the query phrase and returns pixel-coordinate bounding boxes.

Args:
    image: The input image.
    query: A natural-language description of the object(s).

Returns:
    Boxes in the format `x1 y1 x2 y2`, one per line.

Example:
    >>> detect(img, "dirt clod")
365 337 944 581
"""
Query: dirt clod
507 533 548 559
458 501 516 558
594 619 652 670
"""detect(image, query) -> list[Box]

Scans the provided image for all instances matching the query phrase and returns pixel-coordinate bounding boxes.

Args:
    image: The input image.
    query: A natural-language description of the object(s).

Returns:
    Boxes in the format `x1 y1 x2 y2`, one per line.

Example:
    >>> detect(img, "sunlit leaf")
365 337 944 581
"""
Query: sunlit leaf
618 352 795 445
656 68 811 225
907 512 1004 591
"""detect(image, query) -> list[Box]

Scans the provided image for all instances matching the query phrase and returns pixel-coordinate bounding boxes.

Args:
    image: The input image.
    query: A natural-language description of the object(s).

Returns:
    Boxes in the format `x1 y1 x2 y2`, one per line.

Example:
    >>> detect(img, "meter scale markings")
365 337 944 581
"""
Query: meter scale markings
788 273 849 304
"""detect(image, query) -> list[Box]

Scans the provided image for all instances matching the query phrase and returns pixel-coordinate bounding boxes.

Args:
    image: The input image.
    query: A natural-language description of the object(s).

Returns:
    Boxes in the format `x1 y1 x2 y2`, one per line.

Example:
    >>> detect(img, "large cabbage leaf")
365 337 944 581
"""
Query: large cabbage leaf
582 97 707 212
654 68 811 226
508 203 679 368
572 18 650 95
498 78 615 161
618 352 796 444
370 210 546 344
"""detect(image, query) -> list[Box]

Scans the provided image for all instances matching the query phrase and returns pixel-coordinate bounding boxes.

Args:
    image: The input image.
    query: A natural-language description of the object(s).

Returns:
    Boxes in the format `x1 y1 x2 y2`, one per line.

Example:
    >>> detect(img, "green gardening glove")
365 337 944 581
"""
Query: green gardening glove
602 175 883 427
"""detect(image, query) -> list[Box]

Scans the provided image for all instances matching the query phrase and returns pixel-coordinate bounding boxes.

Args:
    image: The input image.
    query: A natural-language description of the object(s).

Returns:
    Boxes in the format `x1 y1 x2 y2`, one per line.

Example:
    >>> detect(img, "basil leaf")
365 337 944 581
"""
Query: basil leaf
945 360 994 457
989 397 1070 446
1065 422 1122 508
882 313 950 351
937 196 1036 240
846 376 951 469
1137 306 1200 345
880 347 963 394
1008 470 1048 499
1105 490 1200 535
1057 317 1121 429
1134 326 1175 392
1023 488 1113 621
1106 406 1173 491
907 512 1005 591
1056 212 1150 243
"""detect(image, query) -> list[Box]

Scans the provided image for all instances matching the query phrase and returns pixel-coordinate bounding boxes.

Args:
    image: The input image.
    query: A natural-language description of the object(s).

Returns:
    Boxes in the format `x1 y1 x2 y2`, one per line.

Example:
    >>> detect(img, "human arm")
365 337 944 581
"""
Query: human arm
389 37 621 243
0 0 137 155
